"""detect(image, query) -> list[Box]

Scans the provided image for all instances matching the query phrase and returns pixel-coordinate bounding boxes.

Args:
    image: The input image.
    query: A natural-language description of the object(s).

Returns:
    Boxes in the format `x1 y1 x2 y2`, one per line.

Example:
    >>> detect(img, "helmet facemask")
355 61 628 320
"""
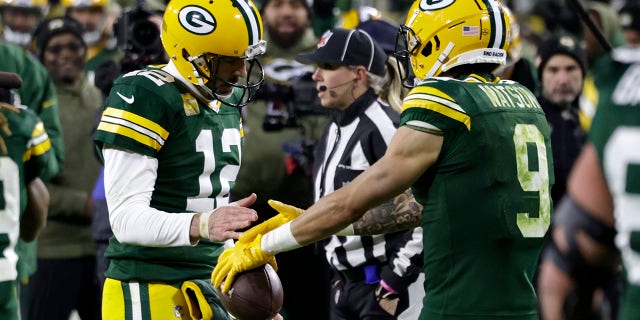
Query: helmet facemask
396 25 419 88
188 52 264 108
185 39 266 108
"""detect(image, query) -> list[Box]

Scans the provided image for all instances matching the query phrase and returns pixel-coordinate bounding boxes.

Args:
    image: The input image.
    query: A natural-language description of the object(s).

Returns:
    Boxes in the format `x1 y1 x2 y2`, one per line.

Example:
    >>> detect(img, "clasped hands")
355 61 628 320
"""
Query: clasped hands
211 199 303 293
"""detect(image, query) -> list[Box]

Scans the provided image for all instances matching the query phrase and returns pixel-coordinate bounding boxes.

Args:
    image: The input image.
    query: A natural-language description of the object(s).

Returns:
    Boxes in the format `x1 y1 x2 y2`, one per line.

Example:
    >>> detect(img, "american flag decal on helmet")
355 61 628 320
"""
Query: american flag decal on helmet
462 26 479 36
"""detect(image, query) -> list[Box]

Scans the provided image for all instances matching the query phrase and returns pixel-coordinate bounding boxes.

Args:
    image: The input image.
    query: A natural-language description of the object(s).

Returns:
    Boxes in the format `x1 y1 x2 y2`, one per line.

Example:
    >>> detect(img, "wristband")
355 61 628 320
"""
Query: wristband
379 279 398 294
199 211 213 240
335 224 355 236
261 221 302 254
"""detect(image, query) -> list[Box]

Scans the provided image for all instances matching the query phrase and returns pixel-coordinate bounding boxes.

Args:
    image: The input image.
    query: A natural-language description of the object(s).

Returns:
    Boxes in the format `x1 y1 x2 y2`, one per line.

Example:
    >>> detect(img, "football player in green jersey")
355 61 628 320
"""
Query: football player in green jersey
212 0 554 319
539 46 640 320
0 71 58 320
93 0 289 319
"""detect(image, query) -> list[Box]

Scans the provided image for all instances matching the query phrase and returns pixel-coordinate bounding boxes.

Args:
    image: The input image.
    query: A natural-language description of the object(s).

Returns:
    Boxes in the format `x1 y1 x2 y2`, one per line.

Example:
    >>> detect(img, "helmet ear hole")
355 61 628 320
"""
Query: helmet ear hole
421 41 433 58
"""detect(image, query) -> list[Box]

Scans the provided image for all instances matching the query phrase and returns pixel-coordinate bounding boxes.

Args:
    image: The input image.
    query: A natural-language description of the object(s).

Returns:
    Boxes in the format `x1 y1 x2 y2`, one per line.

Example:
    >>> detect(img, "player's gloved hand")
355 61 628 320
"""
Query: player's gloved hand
211 234 275 294
0 100 19 154
238 199 304 243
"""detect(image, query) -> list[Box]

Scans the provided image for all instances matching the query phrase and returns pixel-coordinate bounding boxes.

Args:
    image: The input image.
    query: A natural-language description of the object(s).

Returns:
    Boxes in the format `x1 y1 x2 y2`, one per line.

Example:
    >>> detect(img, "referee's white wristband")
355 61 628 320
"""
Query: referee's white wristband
261 221 302 254
199 210 214 240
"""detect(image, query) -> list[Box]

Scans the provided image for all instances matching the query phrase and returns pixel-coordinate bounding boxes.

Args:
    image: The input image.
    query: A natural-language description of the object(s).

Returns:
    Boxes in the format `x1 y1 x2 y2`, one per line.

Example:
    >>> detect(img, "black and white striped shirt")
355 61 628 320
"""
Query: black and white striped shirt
313 89 423 289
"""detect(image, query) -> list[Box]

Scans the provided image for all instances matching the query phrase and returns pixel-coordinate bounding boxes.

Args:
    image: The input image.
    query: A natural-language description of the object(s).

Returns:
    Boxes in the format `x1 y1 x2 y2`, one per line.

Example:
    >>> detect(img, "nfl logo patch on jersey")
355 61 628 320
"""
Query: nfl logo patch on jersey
181 94 200 116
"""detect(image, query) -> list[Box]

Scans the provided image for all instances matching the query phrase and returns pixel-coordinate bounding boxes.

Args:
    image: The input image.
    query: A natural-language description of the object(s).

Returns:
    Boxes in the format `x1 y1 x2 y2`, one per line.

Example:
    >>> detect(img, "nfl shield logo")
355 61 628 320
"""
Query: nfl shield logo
317 30 334 48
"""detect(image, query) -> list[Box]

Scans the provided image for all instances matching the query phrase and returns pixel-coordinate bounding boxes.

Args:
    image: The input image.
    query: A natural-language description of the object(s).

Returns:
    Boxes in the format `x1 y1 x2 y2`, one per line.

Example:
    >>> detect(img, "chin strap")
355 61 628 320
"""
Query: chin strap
426 42 455 78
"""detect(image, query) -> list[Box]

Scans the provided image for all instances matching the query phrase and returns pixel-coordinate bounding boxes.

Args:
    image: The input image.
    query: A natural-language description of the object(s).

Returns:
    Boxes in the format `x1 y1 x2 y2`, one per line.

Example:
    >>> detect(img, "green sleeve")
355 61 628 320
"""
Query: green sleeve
37 71 65 168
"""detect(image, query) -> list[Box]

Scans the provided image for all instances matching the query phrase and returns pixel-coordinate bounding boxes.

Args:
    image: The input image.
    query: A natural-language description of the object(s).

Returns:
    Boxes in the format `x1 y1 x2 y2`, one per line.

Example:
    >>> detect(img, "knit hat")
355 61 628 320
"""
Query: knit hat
355 19 399 54
619 2 640 32
33 16 85 60
258 0 312 16
536 34 587 79
295 28 388 76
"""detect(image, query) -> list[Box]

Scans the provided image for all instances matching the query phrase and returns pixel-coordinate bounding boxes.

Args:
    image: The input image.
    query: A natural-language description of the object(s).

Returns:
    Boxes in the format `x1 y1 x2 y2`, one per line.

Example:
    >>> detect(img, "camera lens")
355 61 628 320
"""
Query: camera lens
132 20 160 48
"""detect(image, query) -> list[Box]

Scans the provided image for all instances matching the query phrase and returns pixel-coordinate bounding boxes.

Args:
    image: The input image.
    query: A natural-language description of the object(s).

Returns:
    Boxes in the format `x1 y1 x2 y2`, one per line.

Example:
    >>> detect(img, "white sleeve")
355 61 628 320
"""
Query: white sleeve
103 146 196 247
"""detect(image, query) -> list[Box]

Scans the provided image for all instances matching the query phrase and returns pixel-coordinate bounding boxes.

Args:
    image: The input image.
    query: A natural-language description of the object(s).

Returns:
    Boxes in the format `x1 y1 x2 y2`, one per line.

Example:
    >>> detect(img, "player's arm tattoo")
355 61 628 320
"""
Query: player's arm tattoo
353 188 423 235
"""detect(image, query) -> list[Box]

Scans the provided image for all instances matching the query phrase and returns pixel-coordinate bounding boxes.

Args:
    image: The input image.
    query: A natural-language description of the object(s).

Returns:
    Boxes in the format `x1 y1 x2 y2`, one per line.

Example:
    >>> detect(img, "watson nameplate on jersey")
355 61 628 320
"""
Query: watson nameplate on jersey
479 84 540 109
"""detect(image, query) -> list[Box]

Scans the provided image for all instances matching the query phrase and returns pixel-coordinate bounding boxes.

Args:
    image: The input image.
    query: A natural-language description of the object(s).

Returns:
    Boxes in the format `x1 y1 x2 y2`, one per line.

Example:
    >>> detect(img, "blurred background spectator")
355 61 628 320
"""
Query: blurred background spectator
618 1 640 47
0 0 49 50
29 16 102 320
496 4 539 93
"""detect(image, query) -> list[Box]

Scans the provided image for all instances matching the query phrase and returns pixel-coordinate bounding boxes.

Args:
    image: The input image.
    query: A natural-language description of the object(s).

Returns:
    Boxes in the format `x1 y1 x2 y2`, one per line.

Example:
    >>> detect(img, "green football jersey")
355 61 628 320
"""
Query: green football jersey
590 49 640 320
0 107 57 283
401 74 554 320
94 67 244 282
0 43 64 168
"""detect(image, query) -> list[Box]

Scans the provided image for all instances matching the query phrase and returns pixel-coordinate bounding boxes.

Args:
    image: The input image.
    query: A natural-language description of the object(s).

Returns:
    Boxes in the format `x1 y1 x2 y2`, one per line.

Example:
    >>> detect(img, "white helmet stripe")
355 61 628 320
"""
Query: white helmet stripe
234 0 261 45
486 0 505 49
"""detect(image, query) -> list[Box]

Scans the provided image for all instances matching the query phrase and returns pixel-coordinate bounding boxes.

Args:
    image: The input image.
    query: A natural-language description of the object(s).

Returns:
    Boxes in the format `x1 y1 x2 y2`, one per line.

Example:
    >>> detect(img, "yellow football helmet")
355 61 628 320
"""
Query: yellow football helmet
61 0 108 45
1 0 48 9
0 0 49 46
337 6 382 29
397 0 511 82
60 0 107 8
503 5 520 66
161 0 266 107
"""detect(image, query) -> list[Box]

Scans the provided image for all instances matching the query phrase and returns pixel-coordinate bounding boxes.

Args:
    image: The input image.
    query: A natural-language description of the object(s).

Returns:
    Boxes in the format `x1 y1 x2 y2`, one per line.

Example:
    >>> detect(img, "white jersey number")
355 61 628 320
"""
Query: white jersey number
186 128 241 212
605 127 640 285
513 124 552 238
0 157 20 282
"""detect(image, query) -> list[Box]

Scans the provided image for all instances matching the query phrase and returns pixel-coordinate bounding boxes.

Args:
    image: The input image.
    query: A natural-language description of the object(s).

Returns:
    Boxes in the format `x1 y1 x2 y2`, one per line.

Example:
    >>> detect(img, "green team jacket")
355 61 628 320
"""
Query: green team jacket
38 74 103 259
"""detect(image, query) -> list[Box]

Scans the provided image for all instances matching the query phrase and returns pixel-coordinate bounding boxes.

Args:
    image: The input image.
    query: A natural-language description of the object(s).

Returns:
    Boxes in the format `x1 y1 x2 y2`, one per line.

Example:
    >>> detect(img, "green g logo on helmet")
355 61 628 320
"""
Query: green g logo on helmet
178 5 216 35
419 0 455 10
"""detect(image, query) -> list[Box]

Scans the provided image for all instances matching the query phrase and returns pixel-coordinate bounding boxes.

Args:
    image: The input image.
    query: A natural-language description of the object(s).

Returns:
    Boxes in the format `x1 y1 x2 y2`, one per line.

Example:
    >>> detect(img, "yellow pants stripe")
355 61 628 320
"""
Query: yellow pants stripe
102 278 227 320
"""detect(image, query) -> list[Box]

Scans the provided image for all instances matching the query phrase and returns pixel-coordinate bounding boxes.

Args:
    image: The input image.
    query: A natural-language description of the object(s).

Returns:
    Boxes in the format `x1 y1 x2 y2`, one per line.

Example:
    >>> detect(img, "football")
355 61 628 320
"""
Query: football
216 264 284 320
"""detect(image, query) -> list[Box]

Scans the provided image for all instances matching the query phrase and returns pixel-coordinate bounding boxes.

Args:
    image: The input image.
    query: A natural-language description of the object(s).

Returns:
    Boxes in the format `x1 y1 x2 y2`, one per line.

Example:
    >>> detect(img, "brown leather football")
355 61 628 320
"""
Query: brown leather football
216 264 284 320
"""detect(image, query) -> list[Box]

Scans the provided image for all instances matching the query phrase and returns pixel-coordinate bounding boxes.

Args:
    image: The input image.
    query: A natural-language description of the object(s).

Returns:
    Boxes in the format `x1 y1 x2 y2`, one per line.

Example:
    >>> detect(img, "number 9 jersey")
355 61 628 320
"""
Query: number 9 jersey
94 66 244 282
401 74 554 319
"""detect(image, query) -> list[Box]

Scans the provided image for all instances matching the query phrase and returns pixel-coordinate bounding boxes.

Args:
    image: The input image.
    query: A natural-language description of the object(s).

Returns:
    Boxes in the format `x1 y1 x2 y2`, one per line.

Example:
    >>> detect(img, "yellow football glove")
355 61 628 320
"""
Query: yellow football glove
238 199 304 243
211 234 275 293
0 102 19 155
